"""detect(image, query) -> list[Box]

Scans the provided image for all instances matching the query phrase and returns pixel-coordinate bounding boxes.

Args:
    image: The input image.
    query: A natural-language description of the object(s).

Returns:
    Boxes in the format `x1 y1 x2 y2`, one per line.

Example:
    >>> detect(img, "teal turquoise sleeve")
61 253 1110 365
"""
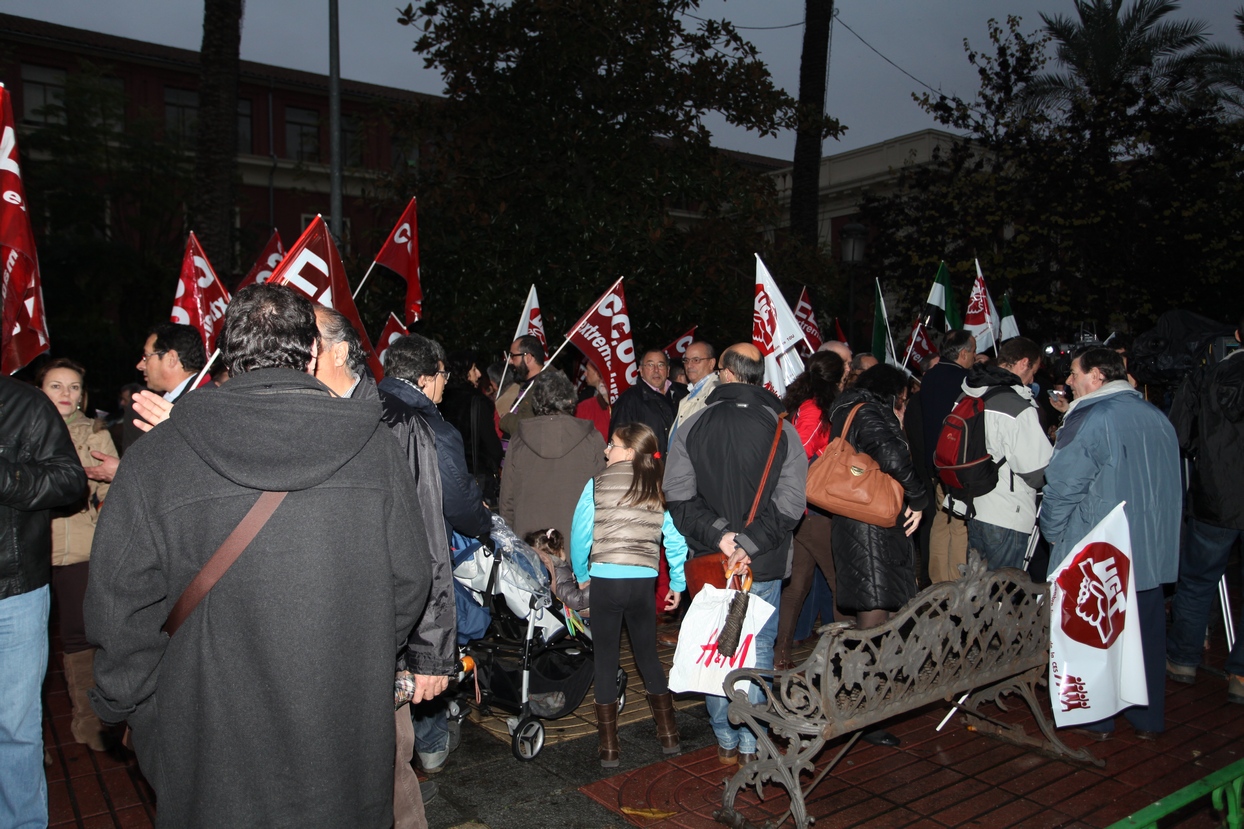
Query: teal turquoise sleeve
570 480 596 584
662 510 688 592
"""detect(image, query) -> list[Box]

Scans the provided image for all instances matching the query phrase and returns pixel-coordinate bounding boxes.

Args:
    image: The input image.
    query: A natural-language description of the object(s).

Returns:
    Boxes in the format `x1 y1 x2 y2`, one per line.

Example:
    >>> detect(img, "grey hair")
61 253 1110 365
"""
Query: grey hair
315 305 367 377
940 330 975 361
529 369 577 416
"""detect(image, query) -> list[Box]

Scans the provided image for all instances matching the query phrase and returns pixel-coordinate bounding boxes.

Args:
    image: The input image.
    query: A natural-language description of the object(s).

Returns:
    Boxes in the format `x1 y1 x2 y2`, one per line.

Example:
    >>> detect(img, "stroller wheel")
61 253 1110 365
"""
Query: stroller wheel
615 668 628 714
511 716 545 761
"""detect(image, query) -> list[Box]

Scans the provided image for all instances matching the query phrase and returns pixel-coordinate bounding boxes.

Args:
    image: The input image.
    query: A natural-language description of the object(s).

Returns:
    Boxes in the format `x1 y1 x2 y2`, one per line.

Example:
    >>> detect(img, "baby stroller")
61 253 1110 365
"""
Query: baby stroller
451 516 627 760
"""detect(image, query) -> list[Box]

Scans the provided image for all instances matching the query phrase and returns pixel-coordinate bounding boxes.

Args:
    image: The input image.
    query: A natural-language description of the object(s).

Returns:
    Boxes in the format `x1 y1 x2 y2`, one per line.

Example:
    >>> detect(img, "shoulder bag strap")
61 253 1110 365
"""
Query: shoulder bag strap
163 490 288 637
746 413 787 524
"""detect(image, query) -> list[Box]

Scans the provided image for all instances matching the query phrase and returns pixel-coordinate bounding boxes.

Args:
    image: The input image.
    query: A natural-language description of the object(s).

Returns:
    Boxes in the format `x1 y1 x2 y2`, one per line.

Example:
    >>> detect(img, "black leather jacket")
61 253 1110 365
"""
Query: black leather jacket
0 377 88 600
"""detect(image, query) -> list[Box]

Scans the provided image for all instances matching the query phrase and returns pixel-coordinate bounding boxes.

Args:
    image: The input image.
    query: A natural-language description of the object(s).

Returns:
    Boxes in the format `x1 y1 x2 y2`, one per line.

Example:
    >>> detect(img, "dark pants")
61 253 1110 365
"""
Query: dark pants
1168 520 1244 675
590 577 667 705
1078 586 1167 734
52 561 91 654
777 511 836 661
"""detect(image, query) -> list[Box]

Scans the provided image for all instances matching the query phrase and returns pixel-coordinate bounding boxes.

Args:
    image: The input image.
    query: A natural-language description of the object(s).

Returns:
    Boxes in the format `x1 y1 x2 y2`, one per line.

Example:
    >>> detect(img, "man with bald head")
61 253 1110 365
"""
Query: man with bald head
664 343 807 765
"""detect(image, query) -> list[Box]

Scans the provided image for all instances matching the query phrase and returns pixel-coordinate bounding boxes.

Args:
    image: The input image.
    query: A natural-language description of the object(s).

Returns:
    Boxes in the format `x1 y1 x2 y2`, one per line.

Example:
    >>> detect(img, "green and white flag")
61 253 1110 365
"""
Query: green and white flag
1000 294 1020 341
872 279 898 368
923 261 962 331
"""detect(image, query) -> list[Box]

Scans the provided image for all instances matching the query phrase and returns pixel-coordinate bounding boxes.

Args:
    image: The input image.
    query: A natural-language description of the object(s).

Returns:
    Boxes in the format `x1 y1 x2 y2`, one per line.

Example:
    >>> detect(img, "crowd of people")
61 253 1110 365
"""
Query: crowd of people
0 281 1240 827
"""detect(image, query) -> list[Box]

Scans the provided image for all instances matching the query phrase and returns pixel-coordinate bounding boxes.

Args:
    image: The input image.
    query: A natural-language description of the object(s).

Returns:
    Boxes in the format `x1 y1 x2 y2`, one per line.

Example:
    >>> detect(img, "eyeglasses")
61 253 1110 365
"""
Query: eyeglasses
605 442 621 450
139 350 165 365
436 370 451 380
685 357 713 364
641 362 668 369
508 352 525 360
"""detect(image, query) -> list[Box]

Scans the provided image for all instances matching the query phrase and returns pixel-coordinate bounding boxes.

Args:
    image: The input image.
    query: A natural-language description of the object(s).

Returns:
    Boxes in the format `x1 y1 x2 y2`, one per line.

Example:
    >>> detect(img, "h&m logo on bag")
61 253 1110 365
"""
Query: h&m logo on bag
697 628 754 669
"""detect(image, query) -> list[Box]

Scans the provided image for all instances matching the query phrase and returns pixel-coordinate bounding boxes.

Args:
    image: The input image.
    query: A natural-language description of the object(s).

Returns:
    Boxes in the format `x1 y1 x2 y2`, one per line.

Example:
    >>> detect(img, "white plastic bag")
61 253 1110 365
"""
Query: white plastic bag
668 584 776 696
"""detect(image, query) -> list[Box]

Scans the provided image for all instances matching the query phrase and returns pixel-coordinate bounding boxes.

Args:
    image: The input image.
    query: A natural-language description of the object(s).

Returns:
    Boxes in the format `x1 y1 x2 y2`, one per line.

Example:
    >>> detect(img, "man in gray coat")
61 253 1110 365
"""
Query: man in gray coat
87 285 433 828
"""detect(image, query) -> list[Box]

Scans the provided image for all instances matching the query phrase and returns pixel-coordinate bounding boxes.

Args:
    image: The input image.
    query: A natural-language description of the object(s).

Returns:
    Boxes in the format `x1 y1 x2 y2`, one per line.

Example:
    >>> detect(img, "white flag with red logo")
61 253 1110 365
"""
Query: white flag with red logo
171 232 231 354
512 284 547 353
565 277 636 404
964 260 1001 353
662 325 697 361
902 320 937 368
793 287 823 352
373 198 422 324
753 255 810 397
0 85 50 374
267 215 383 379
376 312 409 366
237 229 285 290
1048 502 1148 727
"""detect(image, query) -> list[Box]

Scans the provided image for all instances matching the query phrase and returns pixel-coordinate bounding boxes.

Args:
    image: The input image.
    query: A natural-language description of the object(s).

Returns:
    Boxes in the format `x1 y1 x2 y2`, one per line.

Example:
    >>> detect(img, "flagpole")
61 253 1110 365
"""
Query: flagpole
876 279 897 362
192 348 220 388
509 337 574 414
350 261 378 300
900 323 919 370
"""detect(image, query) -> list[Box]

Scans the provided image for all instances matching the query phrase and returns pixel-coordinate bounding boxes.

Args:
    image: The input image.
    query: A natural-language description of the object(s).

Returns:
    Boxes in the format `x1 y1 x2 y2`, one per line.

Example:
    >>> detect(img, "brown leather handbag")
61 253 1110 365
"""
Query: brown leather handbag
805 403 904 527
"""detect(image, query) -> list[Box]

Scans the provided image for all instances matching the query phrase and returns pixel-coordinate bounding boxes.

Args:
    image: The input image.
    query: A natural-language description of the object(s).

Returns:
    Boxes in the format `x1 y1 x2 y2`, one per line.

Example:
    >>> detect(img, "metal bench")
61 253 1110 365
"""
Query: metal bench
715 553 1103 828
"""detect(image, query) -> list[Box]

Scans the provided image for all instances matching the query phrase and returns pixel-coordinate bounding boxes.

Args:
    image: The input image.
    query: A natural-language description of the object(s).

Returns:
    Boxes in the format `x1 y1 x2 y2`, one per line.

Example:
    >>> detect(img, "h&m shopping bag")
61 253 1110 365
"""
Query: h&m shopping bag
668 583 776 696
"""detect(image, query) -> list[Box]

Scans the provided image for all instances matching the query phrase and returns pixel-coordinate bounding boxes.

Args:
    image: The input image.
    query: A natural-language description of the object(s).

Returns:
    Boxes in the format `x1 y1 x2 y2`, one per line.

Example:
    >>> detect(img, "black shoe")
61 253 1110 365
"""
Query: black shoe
420 780 438 804
861 729 901 747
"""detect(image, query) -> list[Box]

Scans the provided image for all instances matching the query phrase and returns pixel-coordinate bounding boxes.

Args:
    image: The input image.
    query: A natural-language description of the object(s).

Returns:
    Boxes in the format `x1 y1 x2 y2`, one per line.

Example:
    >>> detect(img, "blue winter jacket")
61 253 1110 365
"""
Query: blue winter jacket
1040 382 1181 590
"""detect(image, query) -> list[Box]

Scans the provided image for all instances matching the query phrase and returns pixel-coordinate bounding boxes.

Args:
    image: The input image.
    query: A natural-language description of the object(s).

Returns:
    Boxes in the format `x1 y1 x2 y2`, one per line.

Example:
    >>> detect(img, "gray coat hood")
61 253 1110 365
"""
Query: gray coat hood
515 414 601 460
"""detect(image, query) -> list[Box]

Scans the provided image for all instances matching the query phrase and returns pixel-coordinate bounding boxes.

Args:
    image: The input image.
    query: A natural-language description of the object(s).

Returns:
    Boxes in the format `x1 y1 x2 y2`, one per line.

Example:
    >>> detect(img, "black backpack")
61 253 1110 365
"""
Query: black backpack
933 386 1012 516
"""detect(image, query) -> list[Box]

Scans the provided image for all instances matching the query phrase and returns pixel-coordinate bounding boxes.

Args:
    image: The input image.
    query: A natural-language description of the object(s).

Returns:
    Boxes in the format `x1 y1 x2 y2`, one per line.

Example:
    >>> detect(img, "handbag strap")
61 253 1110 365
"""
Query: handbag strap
163 490 288 637
747 413 787 524
834 403 867 446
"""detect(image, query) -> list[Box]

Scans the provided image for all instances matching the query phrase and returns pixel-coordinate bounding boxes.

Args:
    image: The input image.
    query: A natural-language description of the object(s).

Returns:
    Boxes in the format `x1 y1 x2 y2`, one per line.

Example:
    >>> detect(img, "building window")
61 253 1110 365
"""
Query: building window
285 106 320 162
22 65 66 124
165 88 199 143
342 115 363 167
237 98 252 154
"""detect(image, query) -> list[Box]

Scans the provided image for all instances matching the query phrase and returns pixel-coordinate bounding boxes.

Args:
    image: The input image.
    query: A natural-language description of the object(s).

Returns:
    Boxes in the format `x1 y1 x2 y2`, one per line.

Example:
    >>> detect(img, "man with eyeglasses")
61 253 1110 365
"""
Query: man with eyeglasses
670 341 718 440
609 349 688 454
496 335 546 438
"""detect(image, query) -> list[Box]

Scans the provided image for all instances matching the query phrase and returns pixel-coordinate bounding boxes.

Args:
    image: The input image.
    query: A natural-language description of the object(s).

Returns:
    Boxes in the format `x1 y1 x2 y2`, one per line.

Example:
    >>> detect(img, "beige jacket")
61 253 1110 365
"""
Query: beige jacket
51 413 115 566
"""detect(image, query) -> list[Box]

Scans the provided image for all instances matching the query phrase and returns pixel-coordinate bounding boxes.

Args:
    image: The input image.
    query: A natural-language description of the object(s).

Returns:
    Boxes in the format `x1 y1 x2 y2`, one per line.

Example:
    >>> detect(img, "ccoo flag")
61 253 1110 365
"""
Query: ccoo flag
373 198 423 324
512 284 547 353
1048 502 1147 727
170 232 231 354
663 325 697 361
793 287 823 352
267 215 383 379
376 312 409 366
565 278 636 403
902 320 937 369
753 255 809 396
237 229 285 290
0 84 50 374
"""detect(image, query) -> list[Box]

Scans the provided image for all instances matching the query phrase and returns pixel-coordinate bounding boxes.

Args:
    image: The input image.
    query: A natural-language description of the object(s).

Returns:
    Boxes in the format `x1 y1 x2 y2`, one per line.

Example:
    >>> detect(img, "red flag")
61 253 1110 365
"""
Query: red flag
662 325 697 361
267 216 383 379
0 87 49 374
237 230 285 290
833 317 847 344
375 312 409 367
902 320 937 368
171 232 232 355
793 288 823 352
373 198 422 325
565 278 636 404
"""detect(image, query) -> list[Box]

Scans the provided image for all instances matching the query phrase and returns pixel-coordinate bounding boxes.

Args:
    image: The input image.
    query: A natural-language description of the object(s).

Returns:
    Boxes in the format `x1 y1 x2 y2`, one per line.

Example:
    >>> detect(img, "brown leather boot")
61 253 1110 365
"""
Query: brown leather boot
594 702 620 768
648 692 680 754
63 649 107 752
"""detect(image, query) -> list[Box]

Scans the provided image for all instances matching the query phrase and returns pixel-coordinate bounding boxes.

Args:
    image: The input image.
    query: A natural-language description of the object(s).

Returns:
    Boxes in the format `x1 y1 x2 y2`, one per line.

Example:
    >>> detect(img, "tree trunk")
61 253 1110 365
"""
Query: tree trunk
192 0 244 275
790 0 833 250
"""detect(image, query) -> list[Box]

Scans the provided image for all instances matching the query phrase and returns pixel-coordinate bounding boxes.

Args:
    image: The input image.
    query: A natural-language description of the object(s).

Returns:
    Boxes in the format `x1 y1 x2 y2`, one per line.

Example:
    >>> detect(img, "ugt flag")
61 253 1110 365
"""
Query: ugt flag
512 284 547 354
171 232 231 355
793 287 823 352
1049 502 1147 727
663 325 697 361
376 312 409 366
566 278 636 403
373 198 423 324
0 84 50 374
964 260 1000 353
754 255 809 397
237 229 285 290
267 215 383 379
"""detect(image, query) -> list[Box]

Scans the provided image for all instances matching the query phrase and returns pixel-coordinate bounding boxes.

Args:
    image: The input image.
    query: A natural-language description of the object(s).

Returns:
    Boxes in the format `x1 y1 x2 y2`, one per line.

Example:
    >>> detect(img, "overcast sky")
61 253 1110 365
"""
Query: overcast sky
7 0 1240 160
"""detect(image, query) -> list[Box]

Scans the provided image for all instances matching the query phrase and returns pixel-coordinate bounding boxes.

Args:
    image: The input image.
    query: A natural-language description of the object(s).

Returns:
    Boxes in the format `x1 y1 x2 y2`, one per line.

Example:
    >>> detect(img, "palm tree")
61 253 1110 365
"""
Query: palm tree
1198 7 1244 115
1023 0 1208 114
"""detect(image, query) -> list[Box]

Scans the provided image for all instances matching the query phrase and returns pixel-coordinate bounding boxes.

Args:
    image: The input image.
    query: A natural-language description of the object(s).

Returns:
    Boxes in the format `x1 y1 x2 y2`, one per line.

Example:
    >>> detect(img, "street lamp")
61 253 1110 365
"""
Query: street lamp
841 222 866 349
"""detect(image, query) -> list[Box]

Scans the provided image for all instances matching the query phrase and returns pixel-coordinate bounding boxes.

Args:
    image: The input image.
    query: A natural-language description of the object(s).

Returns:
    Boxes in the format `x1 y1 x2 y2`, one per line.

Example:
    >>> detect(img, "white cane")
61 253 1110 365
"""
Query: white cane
1022 502 1043 572
1221 575 1236 653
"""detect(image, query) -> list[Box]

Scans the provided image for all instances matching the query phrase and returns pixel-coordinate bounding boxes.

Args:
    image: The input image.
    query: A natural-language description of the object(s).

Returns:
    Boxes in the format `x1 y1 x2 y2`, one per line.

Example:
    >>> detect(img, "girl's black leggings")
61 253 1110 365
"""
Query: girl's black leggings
590 576 668 705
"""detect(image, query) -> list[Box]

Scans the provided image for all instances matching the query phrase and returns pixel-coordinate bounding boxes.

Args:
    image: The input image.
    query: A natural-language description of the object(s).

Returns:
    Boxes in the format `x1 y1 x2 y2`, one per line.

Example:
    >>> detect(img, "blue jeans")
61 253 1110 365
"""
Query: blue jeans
0 585 50 829
968 519 1030 572
705 578 780 753
1169 520 1244 675
412 699 449 760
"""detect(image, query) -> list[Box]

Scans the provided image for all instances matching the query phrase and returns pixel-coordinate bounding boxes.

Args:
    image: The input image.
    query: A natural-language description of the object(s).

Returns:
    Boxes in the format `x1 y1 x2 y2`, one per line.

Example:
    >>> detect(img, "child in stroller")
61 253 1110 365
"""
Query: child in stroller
525 528 589 614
